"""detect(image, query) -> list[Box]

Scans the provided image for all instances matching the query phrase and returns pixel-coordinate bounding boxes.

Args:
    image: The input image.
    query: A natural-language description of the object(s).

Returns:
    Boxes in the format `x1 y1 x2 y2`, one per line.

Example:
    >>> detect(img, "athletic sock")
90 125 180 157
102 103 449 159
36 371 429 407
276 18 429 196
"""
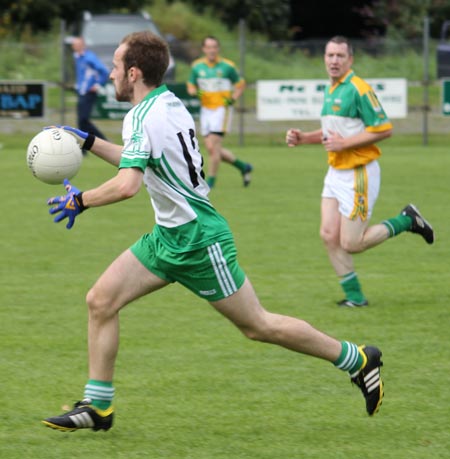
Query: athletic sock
206 176 216 188
232 159 247 173
84 379 114 410
334 341 364 375
339 272 366 304
382 213 412 237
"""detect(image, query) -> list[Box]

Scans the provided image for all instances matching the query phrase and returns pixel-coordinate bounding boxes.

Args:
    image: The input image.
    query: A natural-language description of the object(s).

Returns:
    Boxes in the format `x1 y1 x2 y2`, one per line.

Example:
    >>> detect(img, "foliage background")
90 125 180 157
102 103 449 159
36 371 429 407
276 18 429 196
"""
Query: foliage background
3 0 450 40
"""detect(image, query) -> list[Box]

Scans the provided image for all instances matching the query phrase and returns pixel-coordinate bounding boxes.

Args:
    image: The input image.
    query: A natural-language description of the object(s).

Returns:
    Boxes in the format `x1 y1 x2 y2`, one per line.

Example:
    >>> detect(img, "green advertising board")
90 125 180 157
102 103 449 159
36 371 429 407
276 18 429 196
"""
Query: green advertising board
92 83 200 120
442 79 450 115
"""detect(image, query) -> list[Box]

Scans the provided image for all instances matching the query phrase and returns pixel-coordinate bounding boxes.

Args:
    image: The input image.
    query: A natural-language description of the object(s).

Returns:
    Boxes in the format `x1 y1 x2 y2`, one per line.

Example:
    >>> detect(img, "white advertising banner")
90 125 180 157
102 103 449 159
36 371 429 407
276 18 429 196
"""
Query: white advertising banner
256 78 407 120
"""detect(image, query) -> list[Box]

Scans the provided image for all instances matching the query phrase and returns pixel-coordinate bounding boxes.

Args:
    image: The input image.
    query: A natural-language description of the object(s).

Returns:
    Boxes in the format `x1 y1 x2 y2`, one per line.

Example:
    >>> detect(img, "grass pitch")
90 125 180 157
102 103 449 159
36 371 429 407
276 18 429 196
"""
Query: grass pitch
0 131 449 458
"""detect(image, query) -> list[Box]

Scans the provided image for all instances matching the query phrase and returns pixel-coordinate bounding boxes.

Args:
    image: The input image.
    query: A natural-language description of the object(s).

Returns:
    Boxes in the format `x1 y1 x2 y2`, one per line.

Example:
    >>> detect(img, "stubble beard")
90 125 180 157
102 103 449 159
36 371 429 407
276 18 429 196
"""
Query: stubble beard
115 79 133 103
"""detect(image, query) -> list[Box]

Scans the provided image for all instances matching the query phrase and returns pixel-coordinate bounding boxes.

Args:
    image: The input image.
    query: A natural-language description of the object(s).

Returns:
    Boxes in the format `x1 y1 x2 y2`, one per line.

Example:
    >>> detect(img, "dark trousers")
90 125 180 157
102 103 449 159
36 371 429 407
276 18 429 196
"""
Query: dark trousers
77 92 107 139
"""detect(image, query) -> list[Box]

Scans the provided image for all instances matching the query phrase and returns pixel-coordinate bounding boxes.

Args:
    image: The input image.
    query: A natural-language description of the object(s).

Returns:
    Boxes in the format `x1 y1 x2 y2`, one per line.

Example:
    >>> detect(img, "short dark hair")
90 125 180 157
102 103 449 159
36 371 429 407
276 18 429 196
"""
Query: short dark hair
121 31 169 87
326 36 354 56
202 35 220 47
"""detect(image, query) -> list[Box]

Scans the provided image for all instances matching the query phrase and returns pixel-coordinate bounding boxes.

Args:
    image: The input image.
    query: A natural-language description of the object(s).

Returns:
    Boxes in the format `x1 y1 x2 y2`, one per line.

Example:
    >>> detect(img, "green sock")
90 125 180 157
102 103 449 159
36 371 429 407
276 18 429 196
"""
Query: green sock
340 272 366 304
382 213 412 237
232 159 247 173
334 341 364 375
84 379 114 410
207 176 216 188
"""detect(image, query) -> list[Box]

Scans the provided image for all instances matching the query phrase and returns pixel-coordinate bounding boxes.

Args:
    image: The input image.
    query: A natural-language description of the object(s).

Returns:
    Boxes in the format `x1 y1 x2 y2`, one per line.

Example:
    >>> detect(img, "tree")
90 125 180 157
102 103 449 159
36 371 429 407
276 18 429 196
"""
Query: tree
179 0 291 40
0 0 147 37
3 0 450 42
0 0 59 35
369 0 450 40
289 0 385 41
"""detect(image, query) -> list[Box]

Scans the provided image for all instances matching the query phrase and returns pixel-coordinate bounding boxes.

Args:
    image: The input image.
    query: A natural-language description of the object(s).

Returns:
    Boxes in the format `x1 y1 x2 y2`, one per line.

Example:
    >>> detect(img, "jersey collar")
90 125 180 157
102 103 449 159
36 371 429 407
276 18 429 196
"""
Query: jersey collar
204 56 221 67
330 69 354 92
341 69 355 83
143 84 168 101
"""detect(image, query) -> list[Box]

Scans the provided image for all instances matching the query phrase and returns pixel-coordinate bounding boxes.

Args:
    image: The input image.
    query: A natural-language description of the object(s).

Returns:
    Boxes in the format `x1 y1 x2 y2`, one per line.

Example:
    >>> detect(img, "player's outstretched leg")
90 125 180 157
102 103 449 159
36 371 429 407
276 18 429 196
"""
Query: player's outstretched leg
401 204 434 244
350 345 384 416
42 399 114 432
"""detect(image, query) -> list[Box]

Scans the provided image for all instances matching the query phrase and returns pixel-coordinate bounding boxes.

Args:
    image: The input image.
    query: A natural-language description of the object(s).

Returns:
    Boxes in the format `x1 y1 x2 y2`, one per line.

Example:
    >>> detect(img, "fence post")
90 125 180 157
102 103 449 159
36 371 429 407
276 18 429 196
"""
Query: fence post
238 18 246 147
60 19 66 125
423 16 430 146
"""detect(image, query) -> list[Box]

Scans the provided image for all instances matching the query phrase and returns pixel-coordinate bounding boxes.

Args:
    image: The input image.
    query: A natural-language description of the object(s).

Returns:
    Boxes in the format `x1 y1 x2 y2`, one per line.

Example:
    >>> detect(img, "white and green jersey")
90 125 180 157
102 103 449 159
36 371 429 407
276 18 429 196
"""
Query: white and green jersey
120 85 232 252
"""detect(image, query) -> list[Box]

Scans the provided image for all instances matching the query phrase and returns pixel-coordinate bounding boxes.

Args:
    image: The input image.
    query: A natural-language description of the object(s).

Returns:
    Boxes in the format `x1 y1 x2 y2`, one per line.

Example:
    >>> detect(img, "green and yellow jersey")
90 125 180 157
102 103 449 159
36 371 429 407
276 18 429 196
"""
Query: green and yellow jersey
187 57 245 109
321 69 393 169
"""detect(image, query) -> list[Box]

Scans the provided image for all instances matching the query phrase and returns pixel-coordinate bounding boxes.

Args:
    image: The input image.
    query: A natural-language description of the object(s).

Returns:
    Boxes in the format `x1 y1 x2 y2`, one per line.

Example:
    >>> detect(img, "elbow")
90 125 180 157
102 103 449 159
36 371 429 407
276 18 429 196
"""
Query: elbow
117 170 143 199
118 182 140 200
379 128 393 140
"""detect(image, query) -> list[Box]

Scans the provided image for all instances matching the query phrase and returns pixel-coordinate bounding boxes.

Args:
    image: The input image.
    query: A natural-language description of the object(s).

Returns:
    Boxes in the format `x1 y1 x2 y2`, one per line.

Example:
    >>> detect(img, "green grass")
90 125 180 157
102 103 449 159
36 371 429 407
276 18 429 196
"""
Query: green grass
1 132 449 458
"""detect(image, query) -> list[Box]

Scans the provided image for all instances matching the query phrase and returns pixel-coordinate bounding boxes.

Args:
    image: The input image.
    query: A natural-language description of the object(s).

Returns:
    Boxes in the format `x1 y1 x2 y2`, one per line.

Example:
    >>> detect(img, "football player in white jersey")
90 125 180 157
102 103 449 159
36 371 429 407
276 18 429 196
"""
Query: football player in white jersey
42 31 384 432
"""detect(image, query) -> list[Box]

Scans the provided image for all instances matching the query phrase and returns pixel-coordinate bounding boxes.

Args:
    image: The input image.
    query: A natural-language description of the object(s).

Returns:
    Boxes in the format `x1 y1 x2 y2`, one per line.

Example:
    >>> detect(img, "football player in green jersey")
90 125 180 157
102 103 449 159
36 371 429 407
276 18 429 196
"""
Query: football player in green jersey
42 32 384 432
286 36 434 307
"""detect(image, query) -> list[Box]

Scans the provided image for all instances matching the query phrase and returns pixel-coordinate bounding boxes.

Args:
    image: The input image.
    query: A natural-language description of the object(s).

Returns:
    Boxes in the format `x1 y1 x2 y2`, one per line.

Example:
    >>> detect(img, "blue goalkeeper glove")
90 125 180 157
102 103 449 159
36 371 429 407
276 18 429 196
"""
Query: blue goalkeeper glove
47 179 87 229
44 125 95 151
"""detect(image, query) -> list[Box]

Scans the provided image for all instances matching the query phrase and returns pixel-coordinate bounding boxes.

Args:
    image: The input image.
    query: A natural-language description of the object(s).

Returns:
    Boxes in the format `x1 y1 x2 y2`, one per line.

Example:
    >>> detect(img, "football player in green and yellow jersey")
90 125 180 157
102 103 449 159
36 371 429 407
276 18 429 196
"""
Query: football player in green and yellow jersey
286 36 434 307
187 36 252 188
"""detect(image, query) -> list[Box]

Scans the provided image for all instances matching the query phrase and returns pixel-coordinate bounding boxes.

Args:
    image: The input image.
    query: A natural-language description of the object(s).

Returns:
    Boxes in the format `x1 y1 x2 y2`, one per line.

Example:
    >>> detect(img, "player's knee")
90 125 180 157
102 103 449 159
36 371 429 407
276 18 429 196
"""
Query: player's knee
239 319 279 343
241 326 264 341
320 227 339 248
340 237 364 253
86 287 115 320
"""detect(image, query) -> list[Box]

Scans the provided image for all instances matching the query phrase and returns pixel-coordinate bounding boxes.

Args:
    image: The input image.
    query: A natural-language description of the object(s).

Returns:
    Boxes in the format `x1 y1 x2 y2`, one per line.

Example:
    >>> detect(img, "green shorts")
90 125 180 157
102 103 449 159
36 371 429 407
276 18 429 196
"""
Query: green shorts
130 233 246 301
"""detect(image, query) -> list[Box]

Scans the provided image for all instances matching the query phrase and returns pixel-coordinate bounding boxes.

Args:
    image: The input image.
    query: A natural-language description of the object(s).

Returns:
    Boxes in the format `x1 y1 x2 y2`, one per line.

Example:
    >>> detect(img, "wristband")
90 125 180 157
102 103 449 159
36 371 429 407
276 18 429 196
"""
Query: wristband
75 192 88 211
82 134 95 151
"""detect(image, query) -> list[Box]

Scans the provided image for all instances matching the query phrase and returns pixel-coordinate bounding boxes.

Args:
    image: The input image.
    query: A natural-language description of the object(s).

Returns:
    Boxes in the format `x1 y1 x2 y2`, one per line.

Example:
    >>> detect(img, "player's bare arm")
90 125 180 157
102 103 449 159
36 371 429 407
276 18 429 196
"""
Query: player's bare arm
322 128 392 152
286 128 323 147
55 125 123 167
232 82 245 102
81 168 144 207
89 137 124 166
186 82 198 97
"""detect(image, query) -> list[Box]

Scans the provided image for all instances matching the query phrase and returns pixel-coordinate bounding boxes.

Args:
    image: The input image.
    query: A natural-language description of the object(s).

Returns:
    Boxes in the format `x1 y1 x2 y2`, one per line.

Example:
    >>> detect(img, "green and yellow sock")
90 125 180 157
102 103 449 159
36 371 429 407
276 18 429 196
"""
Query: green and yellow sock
340 272 366 304
334 341 364 375
84 379 114 410
382 213 412 237
232 159 247 173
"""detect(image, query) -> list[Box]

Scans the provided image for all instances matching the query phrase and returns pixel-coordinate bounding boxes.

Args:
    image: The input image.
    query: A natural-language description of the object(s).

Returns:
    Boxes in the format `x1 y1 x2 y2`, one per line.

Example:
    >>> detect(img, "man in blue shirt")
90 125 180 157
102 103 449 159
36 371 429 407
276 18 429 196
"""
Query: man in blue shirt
71 37 109 148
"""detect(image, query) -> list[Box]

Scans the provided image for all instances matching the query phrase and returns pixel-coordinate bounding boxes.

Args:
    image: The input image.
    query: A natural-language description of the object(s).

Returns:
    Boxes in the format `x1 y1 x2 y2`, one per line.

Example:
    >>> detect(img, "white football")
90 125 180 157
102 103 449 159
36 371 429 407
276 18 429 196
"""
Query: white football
26 128 83 184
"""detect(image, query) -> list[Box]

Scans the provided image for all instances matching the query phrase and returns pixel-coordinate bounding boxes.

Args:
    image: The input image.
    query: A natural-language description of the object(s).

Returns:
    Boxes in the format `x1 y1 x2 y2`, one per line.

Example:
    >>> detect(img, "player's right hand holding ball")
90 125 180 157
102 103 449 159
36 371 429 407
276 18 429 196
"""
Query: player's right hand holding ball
61 126 95 151
44 125 95 151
